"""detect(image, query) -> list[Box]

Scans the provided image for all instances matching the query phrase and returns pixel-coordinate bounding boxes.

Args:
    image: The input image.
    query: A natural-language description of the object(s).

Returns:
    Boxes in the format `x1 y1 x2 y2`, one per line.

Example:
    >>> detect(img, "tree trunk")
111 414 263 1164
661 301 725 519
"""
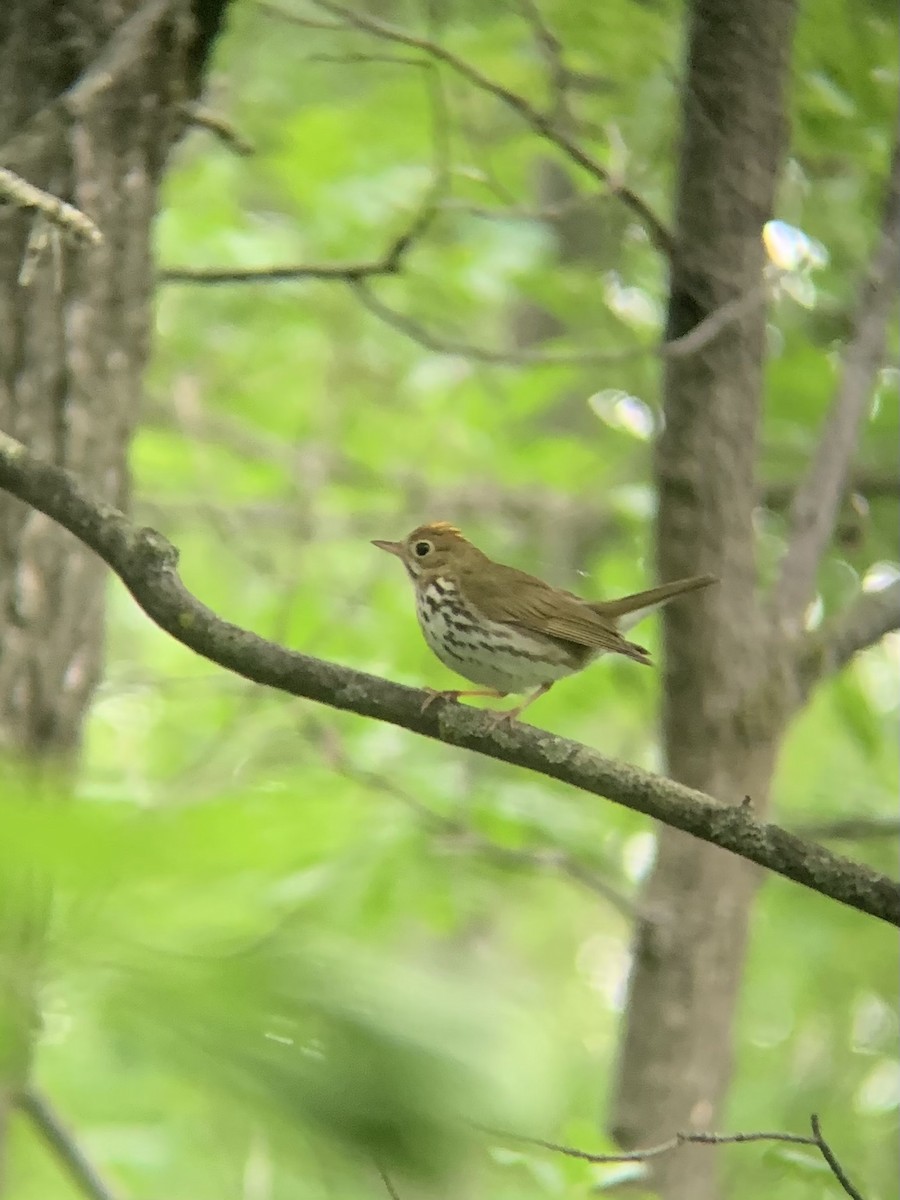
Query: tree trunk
0 0 227 1186
609 2 798 1197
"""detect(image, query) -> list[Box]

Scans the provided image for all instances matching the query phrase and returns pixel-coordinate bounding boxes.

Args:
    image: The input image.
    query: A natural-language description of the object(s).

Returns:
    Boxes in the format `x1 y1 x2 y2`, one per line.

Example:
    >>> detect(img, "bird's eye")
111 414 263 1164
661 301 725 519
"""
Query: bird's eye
413 540 433 557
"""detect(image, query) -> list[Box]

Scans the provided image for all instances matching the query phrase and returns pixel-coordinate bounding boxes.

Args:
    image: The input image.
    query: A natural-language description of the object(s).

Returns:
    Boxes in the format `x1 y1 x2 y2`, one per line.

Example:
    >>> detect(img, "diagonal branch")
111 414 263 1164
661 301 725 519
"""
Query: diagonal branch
0 431 897 926
0 167 103 245
350 280 651 365
809 1115 864 1200
17 1089 122 1200
287 0 673 254
795 579 900 704
773 131 900 627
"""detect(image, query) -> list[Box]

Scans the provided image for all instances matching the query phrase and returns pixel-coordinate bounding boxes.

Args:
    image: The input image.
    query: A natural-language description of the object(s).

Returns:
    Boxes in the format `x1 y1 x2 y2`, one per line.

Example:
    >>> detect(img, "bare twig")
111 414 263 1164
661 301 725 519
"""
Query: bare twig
810 1114 865 1200
350 280 652 365
159 199 437 284
482 1123 818 1164
181 102 255 156
290 0 672 254
487 1117 870 1196
0 432 898 924
774 132 900 628
0 166 102 245
486 1117 870 1196
375 1163 402 1199
17 1089 122 1200
353 272 788 365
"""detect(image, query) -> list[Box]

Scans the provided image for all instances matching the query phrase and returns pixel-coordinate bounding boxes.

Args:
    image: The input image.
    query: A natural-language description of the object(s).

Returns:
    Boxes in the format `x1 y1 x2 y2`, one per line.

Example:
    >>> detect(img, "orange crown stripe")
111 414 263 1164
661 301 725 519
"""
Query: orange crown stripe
423 521 462 536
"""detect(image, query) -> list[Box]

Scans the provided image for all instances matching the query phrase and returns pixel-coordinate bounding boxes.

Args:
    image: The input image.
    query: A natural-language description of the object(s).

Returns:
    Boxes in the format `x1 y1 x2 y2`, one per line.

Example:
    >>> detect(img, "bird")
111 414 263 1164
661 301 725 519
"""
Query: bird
372 521 716 723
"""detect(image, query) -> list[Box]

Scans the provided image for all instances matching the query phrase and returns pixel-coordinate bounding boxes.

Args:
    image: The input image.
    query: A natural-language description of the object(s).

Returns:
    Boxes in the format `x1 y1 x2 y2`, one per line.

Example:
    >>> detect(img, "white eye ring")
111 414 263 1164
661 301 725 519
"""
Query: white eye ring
413 540 433 557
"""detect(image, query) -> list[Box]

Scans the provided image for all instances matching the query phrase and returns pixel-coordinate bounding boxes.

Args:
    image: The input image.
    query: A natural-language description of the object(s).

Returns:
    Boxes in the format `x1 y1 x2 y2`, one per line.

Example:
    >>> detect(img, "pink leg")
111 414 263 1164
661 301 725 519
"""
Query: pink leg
484 683 553 728
419 687 507 715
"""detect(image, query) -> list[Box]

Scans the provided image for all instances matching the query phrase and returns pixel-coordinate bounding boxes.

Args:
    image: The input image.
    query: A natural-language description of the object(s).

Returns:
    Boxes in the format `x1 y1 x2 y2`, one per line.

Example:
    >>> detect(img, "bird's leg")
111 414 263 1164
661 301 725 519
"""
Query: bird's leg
484 683 553 728
419 687 507 714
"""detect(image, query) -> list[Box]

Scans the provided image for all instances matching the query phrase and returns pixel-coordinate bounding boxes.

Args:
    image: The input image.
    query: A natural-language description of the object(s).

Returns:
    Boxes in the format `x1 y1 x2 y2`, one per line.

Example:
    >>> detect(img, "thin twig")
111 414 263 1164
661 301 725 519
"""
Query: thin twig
375 1163 402 1199
350 280 652 365
0 166 102 244
295 0 672 254
773 131 900 628
482 1124 818 1164
181 102 255 156
810 1114 866 1200
352 271 771 365
159 197 437 284
17 1089 122 1200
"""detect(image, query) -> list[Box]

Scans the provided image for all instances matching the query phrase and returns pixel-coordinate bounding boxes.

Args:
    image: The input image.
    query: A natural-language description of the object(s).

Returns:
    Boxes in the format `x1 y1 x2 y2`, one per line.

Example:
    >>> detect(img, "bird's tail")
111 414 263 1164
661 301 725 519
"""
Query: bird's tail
589 574 717 632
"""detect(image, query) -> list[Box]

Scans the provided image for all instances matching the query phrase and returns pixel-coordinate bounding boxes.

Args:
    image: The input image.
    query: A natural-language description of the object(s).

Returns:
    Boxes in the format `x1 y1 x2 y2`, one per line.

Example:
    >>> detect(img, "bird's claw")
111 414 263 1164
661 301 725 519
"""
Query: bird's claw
419 688 461 714
483 706 523 730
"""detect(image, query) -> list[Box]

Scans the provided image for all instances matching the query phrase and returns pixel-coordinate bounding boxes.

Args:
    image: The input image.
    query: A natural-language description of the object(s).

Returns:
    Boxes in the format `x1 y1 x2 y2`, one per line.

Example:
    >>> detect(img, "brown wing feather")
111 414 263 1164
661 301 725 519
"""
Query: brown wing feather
461 563 651 664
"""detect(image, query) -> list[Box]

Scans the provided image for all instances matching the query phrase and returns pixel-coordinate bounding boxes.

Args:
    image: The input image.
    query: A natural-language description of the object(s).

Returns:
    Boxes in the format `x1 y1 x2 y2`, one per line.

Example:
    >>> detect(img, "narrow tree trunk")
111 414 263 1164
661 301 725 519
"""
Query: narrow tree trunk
609 3 798 1198
0 1 226 1186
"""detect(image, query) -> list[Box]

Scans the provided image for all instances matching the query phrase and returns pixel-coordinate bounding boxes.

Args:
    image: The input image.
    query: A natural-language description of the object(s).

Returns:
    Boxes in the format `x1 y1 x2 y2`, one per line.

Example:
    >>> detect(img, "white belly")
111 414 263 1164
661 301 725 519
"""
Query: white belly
415 578 582 693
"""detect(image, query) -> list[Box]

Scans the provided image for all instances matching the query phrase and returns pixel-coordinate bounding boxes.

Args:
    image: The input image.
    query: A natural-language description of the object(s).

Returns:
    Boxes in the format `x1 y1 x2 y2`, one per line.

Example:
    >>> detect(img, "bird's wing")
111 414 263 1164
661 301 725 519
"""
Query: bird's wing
462 565 652 664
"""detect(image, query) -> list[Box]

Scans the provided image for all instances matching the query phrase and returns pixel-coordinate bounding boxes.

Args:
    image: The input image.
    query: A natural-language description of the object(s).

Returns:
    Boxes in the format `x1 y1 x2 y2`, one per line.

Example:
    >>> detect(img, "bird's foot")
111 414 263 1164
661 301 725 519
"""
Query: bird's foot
419 688 507 715
482 683 553 730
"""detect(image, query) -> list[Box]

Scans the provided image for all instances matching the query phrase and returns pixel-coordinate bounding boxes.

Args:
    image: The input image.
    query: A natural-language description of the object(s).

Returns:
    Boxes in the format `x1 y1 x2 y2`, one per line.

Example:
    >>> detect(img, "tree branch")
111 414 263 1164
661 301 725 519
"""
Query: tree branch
485 1123 818 1164
180 101 255 156
159 199 437 284
0 167 103 245
291 0 673 254
809 1114 865 1200
487 1115 865 1197
350 280 651 366
0 431 897 926
773 131 900 627
16 1089 122 1200
795 579 900 703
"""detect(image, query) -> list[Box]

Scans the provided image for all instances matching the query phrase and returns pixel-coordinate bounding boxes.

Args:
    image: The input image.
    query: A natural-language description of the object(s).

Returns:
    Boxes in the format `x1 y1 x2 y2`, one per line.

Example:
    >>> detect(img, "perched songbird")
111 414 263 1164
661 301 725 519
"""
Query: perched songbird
373 522 716 722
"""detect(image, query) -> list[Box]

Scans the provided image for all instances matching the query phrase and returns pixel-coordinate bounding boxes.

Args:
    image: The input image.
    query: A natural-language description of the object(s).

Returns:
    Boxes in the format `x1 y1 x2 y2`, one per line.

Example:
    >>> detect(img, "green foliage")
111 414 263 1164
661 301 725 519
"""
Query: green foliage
4 0 898 1197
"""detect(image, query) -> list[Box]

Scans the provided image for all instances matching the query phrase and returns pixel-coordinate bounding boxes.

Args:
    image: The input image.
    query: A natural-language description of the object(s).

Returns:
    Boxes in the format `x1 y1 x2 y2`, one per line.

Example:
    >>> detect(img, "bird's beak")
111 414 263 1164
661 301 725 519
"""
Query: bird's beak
371 539 404 557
